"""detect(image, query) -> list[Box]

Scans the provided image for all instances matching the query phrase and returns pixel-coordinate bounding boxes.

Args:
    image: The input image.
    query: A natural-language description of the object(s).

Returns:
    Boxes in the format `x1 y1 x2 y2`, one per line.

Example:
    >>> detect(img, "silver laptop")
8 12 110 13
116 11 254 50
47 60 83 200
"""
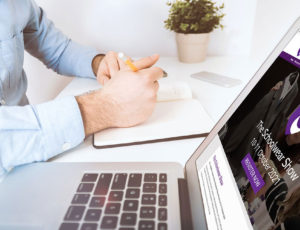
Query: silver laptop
1 17 300 230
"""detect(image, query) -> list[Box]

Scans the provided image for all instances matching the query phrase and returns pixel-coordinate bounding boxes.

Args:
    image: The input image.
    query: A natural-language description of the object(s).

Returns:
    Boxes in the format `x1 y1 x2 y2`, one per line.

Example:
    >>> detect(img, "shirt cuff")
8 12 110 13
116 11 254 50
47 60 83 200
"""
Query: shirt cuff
57 40 99 79
33 96 85 160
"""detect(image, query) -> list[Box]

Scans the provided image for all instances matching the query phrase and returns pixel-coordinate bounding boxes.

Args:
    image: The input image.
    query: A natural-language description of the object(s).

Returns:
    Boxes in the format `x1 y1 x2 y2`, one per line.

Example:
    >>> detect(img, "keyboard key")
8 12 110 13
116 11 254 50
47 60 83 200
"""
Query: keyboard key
139 220 155 230
120 213 137 226
126 189 140 198
80 223 97 230
111 173 127 190
142 194 156 205
158 223 168 230
143 183 157 193
59 223 79 230
82 173 98 182
128 174 142 187
119 228 134 230
140 207 155 218
144 174 157 182
84 209 102 221
108 191 123 201
159 184 167 194
159 195 167 206
77 183 94 193
72 194 90 204
105 202 121 214
159 174 167 183
64 206 85 221
89 197 105 208
158 208 167 221
94 173 112 195
101 216 118 229
123 200 139 211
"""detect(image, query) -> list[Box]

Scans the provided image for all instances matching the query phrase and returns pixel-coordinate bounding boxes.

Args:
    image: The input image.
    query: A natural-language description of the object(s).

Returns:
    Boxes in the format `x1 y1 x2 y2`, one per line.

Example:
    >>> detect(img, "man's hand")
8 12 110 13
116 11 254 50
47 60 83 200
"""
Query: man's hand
93 51 160 85
77 57 163 136
93 51 123 85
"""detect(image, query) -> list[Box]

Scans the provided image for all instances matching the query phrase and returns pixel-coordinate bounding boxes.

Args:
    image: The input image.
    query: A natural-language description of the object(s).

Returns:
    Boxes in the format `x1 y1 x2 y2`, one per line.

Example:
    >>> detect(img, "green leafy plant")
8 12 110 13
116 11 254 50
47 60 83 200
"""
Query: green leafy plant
164 0 224 34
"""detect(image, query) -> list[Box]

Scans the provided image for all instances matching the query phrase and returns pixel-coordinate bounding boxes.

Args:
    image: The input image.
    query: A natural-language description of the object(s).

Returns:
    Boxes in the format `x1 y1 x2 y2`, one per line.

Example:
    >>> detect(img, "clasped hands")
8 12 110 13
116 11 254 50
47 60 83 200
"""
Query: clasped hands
76 51 163 137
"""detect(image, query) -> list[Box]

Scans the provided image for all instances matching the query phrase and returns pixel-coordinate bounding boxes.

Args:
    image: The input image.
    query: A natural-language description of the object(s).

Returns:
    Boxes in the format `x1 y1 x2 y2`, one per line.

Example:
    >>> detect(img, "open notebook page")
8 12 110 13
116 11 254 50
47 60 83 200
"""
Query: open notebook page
94 99 213 148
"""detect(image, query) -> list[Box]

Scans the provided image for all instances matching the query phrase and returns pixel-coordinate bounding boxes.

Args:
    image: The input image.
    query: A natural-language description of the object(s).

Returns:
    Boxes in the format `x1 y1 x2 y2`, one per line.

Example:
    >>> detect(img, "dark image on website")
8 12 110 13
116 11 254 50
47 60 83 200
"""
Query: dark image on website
219 54 300 230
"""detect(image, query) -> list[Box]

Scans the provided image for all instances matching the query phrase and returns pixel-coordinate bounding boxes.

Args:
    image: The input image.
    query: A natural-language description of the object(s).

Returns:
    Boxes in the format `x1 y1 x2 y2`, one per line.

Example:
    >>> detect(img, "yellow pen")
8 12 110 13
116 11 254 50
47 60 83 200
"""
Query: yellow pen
118 52 138 72
118 52 168 77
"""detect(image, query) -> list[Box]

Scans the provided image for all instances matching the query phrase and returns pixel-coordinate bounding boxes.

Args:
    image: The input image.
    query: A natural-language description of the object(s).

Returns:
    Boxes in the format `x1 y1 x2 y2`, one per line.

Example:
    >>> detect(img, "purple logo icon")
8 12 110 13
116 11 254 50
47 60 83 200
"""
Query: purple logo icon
298 48 300 57
286 106 300 135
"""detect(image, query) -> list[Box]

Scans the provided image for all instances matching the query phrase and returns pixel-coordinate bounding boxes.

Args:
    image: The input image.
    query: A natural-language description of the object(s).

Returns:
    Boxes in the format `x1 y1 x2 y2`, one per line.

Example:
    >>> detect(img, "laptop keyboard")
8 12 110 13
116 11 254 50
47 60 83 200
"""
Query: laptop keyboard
59 173 168 230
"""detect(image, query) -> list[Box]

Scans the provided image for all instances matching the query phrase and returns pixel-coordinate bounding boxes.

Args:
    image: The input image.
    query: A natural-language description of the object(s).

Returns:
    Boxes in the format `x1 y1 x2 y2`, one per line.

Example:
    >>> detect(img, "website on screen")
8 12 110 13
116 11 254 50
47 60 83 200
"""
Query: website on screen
198 30 300 230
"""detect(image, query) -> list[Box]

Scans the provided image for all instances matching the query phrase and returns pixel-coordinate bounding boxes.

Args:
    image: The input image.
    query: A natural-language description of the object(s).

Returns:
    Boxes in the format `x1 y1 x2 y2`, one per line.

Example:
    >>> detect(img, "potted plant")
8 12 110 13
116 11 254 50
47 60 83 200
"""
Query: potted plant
165 0 224 63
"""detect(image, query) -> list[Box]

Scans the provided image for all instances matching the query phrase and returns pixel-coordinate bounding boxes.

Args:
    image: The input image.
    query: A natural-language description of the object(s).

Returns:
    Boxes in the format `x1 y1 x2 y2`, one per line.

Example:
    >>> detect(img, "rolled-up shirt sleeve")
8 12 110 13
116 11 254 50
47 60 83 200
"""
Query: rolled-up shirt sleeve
0 96 85 176
24 0 99 78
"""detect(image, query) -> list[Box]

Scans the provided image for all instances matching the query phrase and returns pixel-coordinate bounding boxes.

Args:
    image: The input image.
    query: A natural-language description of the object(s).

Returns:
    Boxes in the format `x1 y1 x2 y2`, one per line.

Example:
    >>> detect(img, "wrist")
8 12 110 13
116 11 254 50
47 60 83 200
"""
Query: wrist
92 54 105 76
76 91 113 137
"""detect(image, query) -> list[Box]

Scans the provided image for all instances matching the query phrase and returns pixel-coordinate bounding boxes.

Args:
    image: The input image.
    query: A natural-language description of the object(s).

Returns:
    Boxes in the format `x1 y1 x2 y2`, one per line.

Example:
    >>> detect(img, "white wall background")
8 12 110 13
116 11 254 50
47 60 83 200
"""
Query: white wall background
251 0 300 63
24 0 257 104
24 0 300 104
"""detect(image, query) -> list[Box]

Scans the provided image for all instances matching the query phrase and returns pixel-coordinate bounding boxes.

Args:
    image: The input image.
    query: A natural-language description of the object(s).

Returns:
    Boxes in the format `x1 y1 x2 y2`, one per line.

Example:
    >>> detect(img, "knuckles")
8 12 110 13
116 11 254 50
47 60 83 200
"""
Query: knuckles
106 51 116 57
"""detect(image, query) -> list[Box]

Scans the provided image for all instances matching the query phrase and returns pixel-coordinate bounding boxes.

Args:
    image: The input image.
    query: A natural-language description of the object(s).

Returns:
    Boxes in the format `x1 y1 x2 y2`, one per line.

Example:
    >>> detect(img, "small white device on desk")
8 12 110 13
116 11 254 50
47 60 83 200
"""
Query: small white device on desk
191 71 242 88
94 79 213 148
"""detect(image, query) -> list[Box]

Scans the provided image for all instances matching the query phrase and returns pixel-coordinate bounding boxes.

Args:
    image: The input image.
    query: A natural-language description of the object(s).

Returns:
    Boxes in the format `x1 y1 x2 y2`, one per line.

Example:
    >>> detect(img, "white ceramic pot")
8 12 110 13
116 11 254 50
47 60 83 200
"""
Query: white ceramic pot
175 33 210 63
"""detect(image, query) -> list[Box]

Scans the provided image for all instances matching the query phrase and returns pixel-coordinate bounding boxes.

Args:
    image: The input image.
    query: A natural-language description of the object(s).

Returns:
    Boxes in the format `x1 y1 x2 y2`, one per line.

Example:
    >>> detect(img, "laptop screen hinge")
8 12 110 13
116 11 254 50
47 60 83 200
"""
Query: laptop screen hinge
178 178 193 230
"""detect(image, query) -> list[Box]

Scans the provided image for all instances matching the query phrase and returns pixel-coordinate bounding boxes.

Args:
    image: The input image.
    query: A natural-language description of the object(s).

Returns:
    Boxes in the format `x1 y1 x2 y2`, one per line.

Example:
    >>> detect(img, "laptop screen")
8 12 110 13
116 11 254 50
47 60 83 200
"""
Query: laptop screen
196 30 300 230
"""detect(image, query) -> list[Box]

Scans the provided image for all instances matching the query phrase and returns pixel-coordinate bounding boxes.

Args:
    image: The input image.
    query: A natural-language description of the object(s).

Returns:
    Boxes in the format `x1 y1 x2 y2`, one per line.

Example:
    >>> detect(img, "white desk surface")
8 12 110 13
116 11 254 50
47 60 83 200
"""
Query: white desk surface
50 56 260 166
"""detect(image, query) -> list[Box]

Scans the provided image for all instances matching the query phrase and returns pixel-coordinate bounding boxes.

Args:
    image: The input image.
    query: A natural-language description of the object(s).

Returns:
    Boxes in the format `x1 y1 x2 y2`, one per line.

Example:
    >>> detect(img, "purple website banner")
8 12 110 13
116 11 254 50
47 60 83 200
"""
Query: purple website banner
241 153 265 194
279 51 300 68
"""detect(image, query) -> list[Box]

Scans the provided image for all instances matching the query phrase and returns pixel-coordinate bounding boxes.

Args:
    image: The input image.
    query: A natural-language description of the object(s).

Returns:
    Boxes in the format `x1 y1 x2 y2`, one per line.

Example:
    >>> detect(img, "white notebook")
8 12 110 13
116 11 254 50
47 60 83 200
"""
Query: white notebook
93 99 213 148
56 77 213 148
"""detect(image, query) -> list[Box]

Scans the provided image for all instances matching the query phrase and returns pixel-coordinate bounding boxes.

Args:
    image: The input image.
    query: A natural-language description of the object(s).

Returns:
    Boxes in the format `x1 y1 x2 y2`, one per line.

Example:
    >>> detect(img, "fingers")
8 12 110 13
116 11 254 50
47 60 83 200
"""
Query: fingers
118 56 127 69
133 54 160 70
106 52 120 76
98 75 110 86
140 66 164 82
153 81 159 93
152 67 164 82
102 76 110 85
97 51 125 85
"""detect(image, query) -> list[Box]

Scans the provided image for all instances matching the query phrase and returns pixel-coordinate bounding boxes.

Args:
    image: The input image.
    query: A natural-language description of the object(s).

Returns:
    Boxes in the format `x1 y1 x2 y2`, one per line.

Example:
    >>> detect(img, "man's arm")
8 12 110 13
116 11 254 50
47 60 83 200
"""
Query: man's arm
0 55 162 176
24 0 99 78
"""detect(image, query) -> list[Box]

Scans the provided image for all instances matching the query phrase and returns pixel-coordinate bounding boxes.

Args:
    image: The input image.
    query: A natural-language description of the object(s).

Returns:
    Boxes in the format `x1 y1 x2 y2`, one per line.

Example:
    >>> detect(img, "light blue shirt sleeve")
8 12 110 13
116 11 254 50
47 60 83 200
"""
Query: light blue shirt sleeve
0 0 100 176
24 0 99 78
0 96 85 176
